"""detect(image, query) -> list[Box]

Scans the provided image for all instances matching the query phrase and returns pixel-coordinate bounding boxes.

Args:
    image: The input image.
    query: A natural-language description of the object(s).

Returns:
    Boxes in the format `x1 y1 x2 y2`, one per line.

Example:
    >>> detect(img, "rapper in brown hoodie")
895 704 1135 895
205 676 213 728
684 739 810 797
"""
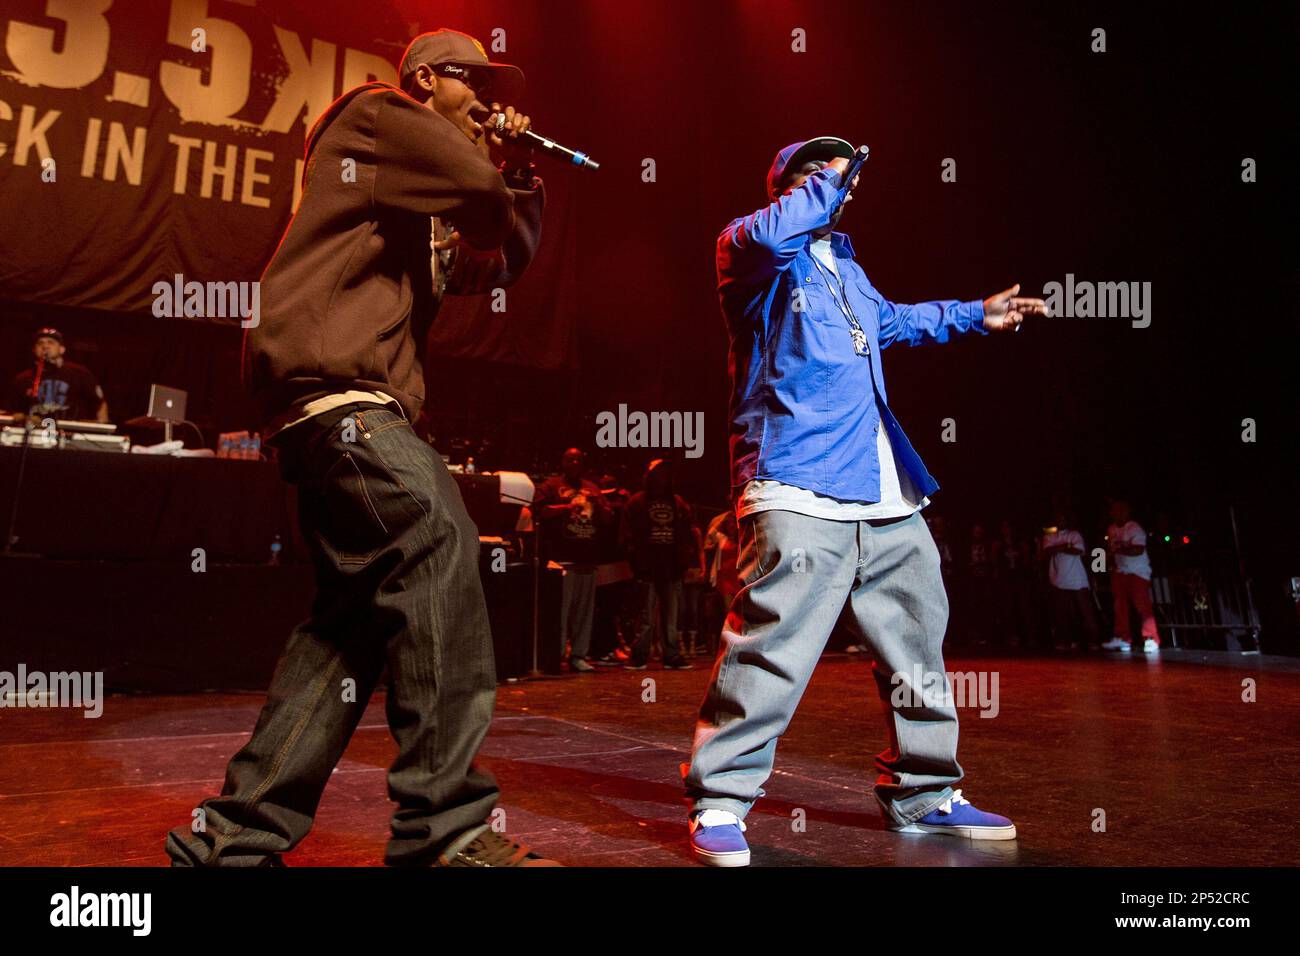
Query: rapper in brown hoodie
244 77 543 431
166 33 559 868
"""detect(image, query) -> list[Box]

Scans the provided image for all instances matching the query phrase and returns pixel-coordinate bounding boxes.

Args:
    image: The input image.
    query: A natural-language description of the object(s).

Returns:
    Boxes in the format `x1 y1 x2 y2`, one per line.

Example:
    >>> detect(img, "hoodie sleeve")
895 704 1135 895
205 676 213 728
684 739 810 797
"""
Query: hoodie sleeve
371 90 515 250
445 179 546 295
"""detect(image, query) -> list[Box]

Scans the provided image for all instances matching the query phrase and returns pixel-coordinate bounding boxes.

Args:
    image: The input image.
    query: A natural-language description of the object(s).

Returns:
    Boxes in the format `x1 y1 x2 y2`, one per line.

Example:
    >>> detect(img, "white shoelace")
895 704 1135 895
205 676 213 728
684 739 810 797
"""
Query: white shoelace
693 809 747 831
936 789 971 815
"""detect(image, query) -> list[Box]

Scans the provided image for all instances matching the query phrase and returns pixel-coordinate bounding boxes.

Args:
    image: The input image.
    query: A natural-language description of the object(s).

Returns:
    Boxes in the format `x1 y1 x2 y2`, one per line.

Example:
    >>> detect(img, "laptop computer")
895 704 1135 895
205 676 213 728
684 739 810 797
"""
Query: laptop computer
147 384 187 423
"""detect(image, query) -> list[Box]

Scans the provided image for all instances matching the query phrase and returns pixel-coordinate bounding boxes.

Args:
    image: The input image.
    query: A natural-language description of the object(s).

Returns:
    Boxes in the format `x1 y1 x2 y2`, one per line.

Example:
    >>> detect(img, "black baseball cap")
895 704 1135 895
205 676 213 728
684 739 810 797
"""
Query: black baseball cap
398 29 525 103
766 136 855 200
34 327 63 344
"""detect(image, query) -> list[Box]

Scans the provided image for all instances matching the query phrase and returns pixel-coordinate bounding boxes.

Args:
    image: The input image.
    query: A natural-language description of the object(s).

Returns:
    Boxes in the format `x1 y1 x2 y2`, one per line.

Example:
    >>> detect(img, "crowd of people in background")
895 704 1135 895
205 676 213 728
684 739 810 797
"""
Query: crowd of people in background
930 498 1161 657
527 447 1165 672
532 449 711 672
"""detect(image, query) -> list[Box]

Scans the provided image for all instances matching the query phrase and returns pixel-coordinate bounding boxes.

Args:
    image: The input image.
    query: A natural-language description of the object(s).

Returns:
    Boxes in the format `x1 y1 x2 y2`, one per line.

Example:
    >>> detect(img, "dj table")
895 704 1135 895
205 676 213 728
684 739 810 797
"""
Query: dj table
0 446 559 687
0 445 531 563
0 445 298 563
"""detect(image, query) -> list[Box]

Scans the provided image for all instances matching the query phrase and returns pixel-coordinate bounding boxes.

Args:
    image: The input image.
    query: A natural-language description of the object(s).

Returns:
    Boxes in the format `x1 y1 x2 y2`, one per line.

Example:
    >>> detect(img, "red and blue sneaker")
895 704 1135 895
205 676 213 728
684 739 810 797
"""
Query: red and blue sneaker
886 790 1017 841
689 809 751 866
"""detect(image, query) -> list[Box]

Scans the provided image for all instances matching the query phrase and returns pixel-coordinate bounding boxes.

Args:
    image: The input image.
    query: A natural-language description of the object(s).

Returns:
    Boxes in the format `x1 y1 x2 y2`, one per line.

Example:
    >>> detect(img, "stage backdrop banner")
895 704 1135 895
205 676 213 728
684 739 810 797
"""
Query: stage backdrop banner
0 0 576 370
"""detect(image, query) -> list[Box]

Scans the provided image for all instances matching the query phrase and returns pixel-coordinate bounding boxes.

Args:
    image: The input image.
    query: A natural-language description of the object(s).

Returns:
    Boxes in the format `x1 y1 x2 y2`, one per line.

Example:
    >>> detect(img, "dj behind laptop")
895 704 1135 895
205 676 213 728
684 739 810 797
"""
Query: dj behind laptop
0 383 229 457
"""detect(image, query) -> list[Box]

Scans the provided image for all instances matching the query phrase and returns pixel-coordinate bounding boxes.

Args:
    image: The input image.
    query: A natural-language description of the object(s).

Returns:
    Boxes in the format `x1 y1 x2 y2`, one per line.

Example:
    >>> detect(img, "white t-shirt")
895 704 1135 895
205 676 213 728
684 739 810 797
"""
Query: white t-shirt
739 239 925 522
1107 520 1152 580
1042 529 1088 590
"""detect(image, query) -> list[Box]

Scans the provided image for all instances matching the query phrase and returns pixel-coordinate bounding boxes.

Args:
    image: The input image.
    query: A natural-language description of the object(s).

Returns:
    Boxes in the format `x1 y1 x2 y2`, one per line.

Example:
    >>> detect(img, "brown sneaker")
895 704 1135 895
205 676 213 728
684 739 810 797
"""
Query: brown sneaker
435 824 561 867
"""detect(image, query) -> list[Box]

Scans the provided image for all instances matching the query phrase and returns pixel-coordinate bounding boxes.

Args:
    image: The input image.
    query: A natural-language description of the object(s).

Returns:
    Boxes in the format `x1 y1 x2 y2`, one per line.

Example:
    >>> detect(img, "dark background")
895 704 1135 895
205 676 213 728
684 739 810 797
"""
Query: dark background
2 1 1297 642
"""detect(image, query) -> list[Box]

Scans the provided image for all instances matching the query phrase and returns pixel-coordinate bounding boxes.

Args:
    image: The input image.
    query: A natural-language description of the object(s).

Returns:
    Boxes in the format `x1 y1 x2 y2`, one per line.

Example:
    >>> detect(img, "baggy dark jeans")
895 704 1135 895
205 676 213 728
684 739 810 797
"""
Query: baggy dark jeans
165 402 499 866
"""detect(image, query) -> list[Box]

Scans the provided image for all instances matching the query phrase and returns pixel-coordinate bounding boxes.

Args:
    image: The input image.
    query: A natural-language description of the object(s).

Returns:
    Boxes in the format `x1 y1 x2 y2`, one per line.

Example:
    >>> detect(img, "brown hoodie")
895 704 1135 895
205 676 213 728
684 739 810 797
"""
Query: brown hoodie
243 82 544 425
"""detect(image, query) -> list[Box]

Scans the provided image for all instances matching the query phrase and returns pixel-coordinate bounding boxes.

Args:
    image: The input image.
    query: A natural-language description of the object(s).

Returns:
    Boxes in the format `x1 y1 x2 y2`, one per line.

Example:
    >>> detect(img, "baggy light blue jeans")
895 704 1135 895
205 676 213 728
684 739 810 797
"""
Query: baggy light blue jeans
684 509 963 825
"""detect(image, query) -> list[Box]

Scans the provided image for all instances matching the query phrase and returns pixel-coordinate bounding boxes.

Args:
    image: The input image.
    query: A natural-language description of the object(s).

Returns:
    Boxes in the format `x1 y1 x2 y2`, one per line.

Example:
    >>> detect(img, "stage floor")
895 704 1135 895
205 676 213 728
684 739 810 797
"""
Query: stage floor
2 650 1297 867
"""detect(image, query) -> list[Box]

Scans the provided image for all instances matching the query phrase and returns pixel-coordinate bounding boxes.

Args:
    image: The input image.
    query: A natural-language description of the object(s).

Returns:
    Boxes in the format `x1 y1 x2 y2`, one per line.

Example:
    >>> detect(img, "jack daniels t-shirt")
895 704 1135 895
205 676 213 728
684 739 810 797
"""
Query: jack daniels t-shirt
10 361 104 421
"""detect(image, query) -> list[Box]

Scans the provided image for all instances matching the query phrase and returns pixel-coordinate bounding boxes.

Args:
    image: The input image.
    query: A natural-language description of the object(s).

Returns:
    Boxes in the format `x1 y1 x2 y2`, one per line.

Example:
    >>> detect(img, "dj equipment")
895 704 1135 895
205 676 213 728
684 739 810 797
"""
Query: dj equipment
449 468 558 677
451 470 534 536
65 432 131 452
0 419 126 450
0 426 57 449
0 414 116 433
145 384 187 443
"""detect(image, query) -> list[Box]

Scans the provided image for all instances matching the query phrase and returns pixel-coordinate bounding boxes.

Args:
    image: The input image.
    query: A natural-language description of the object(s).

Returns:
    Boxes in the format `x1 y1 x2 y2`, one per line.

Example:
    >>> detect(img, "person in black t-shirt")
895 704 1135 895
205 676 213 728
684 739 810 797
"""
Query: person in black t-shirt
621 459 701 670
8 328 108 422
536 448 611 672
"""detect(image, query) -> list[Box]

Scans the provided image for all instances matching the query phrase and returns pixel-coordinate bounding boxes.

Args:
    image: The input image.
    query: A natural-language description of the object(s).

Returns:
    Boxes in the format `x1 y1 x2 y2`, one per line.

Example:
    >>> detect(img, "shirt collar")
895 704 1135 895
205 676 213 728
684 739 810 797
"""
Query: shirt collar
809 231 855 260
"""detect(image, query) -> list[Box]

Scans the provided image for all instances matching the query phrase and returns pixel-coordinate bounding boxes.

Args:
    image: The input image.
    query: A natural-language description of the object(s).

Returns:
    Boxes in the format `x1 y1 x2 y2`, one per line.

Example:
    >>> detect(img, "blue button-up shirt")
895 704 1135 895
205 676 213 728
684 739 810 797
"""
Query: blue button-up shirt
718 167 986 504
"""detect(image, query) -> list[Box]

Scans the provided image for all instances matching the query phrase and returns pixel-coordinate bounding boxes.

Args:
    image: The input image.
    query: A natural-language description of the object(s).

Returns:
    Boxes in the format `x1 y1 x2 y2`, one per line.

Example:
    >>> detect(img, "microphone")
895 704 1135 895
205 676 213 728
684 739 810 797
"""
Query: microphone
494 115 600 171
29 356 45 399
838 145 869 191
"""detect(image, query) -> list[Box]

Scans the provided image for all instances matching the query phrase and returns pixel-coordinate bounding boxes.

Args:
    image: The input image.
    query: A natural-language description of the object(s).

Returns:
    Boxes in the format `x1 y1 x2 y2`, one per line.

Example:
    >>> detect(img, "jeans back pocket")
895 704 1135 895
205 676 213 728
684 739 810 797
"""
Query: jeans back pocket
315 450 389 565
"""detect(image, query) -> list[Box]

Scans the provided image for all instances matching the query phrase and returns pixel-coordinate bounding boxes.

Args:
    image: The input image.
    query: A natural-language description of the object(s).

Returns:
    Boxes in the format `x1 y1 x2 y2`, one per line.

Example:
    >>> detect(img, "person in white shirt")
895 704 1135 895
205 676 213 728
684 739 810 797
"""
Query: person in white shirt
1102 499 1159 654
1039 511 1099 650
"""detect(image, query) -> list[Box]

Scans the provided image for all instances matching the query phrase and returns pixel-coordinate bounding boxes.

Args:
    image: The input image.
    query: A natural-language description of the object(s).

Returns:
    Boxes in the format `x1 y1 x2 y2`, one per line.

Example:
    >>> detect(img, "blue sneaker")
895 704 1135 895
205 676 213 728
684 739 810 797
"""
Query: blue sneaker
689 809 751 866
886 790 1017 841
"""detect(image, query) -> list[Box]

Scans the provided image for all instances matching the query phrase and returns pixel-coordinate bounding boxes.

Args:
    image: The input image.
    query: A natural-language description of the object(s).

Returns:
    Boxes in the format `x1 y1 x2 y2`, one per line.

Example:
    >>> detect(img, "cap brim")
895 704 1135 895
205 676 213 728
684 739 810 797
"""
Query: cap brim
475 62 525 105
401 59 526 104
785 136 855 175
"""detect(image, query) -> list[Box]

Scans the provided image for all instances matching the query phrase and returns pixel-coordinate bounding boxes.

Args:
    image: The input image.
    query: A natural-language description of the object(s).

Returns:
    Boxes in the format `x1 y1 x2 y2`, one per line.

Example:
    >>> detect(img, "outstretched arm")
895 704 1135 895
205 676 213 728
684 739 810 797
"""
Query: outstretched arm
876 281 1050 348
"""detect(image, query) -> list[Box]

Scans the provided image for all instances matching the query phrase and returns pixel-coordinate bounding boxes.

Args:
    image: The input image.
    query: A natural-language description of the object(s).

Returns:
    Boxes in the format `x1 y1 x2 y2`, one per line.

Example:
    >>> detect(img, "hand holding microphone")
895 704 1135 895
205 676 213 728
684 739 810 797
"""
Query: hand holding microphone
827 145 869 200
484 103 534 168
486 103 600 171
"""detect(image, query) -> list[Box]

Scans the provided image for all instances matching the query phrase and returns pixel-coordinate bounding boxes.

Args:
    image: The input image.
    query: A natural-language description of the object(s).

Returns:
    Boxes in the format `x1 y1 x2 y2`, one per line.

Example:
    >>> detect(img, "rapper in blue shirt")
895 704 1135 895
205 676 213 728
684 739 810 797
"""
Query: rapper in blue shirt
682 136 1049 867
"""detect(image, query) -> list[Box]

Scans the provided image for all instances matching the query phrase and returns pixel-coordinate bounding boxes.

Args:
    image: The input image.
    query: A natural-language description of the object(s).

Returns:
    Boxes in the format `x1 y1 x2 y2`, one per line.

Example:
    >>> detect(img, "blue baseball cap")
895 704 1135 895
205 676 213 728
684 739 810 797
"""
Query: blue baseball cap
766 136 855 200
